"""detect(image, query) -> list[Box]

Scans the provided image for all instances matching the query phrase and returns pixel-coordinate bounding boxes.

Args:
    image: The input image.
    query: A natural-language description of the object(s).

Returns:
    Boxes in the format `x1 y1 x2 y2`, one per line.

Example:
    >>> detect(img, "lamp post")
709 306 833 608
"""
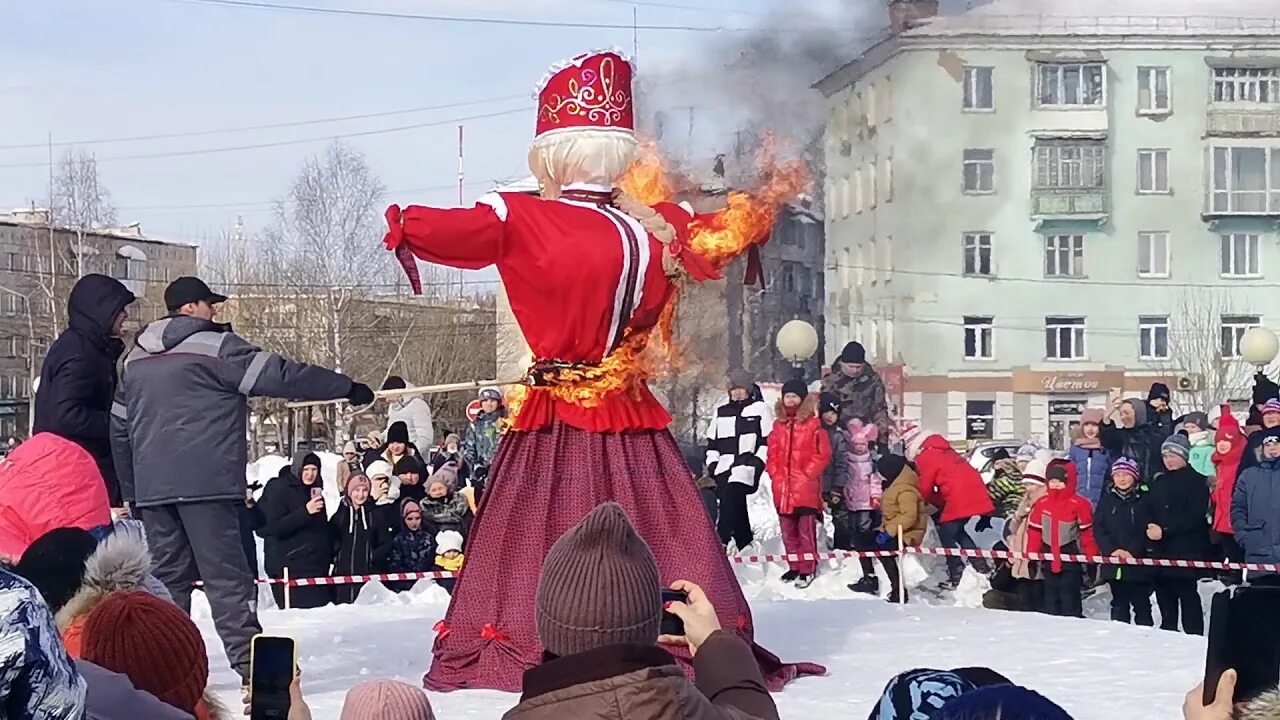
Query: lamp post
1241 327 1280 369
775 319 818 381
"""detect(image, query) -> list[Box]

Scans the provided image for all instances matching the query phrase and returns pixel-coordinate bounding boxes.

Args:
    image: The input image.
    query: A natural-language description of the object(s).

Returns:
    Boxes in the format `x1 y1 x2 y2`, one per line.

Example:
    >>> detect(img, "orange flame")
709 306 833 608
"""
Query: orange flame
617 140 673 206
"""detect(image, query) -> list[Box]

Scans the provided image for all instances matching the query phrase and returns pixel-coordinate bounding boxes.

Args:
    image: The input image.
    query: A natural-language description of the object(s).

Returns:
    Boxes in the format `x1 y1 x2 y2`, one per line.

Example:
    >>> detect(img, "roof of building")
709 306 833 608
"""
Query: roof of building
0 212 196 248
909 0 1280 37
815 0 1280 95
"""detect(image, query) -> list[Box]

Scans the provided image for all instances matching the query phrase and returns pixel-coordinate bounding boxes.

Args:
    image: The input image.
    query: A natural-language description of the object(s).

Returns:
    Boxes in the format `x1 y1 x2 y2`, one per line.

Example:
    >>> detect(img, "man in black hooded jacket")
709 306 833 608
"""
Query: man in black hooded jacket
33 274 135 506
1100 397 1164 483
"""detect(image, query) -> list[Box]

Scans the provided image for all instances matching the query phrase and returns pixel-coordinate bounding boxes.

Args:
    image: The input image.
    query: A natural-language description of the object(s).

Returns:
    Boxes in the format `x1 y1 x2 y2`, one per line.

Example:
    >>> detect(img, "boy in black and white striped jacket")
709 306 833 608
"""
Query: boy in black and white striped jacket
705 370 773 554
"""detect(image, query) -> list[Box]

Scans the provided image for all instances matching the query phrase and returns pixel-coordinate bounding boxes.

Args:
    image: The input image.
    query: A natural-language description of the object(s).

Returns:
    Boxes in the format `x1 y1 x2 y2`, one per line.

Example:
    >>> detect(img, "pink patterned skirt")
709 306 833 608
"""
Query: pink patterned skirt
424 420 825 692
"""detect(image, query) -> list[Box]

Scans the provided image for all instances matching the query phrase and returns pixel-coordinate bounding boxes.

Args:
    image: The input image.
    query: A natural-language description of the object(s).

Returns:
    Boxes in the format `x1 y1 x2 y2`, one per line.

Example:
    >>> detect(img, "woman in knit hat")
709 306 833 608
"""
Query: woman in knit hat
1005 458 1049 613
330 475 393 605
80 590 220 719
765 379 831 589
1145 433 1211 635
1068 408 1110 506
341 680 435 720
386 499 436 592
393 455 427 502
503 502 780 720
1211 404 1248 581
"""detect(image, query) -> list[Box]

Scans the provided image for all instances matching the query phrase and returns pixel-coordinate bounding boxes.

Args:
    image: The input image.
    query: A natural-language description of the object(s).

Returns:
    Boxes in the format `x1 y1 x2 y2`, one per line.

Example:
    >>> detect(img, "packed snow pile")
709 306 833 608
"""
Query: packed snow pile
221 456 1207 718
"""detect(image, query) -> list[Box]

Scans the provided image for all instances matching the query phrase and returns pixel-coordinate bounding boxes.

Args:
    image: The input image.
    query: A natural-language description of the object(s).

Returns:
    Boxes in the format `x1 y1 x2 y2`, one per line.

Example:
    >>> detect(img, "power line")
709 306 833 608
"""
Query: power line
166 0 727 30
595 0 766 16
115 178 519 212
0 96 527 151
0 107 530 169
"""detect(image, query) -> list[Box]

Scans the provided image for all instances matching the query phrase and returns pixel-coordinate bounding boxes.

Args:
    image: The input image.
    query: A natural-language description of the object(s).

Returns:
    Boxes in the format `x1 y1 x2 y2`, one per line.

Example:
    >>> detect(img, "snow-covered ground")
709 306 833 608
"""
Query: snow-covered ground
214 457 1207 718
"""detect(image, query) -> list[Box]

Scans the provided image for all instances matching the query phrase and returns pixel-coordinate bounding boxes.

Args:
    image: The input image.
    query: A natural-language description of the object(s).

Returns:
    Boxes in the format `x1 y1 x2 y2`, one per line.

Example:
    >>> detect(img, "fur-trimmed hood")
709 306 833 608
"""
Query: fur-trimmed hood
56 528 162 630
1239 689 1280 720
774 394 818 422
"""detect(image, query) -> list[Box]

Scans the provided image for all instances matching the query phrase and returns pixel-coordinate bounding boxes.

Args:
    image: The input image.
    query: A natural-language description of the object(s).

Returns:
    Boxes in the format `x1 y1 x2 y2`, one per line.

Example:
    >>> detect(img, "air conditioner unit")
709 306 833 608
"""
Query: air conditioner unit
1176 374 1203 392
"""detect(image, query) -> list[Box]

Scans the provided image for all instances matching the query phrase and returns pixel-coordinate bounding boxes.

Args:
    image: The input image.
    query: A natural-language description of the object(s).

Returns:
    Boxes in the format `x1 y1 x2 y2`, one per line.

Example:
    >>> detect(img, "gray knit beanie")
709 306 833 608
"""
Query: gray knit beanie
535 502 661 657
1161 433 1191 461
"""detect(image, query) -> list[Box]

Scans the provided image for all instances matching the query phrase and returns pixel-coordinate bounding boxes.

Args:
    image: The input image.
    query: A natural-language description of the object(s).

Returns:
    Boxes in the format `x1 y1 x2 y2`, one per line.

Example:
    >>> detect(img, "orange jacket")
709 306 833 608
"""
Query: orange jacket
765 396 831 515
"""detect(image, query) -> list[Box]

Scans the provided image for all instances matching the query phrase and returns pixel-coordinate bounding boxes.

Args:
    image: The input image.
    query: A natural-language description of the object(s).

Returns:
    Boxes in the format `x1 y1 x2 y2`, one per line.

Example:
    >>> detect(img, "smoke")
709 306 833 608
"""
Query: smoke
637 1 891 180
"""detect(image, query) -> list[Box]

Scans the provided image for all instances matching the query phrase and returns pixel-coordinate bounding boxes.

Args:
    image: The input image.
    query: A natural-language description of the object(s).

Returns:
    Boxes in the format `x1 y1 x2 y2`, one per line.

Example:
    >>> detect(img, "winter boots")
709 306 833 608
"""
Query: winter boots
794 574 814 589
780 569 800 583
848 576 879 595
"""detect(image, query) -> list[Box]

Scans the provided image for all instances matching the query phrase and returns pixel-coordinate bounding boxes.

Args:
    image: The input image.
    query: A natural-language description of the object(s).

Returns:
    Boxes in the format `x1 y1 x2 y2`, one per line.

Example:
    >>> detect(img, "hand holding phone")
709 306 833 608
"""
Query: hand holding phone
249 635 296 720
305 489 324 515
657 581 722 657
659 589 687 637
1204 586 1280 707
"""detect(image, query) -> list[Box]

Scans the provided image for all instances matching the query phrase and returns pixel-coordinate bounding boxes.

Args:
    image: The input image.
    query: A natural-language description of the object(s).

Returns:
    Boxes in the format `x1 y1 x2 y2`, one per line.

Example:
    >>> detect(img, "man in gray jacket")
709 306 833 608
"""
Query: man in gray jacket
110 277 373 681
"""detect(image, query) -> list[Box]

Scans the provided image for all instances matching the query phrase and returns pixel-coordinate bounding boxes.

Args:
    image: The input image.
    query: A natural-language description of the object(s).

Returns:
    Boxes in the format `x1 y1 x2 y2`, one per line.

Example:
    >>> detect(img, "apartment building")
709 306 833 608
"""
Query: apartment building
816 0 1280 448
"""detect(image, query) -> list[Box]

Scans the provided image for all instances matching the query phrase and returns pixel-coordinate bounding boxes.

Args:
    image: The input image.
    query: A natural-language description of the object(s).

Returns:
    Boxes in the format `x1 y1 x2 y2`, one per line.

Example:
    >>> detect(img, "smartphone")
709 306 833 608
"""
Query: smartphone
310 487 323 501
249 635 296 720
660 589 687 636
1204 585 1280 705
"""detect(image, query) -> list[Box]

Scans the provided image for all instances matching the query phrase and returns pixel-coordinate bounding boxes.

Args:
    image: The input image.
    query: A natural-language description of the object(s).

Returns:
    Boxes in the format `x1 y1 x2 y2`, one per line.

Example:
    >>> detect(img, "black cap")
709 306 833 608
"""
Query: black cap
818 392 841 416
840 341 867 364
164 276 228 312
382 376 407 391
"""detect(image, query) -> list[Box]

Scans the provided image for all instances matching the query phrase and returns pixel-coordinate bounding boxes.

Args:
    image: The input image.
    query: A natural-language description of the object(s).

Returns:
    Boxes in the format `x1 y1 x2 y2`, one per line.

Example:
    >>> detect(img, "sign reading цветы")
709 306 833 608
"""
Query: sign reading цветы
1010 369 1125 394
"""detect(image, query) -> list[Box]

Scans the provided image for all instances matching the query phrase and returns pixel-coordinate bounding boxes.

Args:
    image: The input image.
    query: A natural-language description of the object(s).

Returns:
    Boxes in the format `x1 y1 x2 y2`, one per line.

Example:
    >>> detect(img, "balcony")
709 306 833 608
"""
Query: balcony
1031 187 1110 223
1207 104 1280 136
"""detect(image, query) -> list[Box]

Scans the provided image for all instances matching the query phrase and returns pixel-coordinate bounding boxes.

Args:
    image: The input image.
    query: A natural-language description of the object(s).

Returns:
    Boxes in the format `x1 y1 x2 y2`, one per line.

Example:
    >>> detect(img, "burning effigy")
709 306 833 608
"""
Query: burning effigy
382 48 822 693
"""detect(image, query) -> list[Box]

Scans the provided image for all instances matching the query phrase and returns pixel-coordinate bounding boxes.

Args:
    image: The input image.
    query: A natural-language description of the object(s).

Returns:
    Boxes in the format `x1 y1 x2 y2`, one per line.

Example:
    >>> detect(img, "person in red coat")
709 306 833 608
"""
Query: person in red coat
1027 459 1100 618
766 380 832 589
1211 403 1247 581
905 427 995 587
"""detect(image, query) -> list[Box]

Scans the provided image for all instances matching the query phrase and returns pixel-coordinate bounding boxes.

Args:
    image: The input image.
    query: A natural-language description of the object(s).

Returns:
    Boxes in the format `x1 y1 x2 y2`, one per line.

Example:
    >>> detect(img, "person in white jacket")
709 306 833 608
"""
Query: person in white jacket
704 370 772 554
382 376 434 452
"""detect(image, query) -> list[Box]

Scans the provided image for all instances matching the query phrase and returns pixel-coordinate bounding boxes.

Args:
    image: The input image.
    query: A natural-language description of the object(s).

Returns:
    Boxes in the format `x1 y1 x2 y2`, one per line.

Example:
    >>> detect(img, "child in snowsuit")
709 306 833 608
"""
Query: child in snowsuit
765 379 832 589
818 393 852 551
330 475 394 604
386 498 436 592
1027 459 1100 618
986 447 1025 519
844 419 884 594
869 453 917 602
433 529 465 595
1094 457 1154 626
420 472 472 541
905 427 995 587
1211 404 1247 580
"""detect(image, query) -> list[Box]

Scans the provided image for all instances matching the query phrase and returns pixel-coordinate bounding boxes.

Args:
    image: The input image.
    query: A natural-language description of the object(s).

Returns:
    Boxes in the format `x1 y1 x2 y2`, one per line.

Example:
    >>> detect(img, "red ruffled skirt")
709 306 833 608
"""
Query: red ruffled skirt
424 420 825 692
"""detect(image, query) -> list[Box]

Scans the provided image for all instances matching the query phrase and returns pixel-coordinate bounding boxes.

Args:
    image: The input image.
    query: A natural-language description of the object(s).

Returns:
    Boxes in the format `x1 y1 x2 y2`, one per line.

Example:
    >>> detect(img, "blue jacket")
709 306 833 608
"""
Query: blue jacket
1231 458 1280 567
1067 444 1111 506
0 570 86 719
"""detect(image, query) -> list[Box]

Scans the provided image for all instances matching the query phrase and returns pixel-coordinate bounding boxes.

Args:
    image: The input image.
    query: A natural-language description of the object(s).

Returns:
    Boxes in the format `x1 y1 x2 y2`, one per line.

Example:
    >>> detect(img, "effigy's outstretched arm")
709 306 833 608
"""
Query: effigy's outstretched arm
383 194 508 293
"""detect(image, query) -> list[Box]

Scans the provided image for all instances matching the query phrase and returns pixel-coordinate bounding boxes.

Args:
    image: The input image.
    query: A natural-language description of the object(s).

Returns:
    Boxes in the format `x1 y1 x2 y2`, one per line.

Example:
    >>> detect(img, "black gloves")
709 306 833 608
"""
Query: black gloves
348 382 375 406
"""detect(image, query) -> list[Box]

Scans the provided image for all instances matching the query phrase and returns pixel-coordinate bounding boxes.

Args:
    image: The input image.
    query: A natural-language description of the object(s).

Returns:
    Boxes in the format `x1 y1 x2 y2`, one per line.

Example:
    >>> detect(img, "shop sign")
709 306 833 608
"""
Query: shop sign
1012 369 1123 394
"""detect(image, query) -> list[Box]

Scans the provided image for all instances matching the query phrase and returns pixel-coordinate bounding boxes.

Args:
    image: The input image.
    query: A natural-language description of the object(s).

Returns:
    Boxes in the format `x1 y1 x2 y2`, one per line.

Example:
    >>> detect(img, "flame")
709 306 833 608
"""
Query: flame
617 140 673 206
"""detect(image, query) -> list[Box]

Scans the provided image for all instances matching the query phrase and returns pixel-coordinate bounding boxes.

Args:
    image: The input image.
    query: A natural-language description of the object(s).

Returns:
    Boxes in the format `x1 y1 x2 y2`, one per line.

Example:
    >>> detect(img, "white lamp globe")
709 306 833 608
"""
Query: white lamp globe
775 320 819 363
1240 327 1280 367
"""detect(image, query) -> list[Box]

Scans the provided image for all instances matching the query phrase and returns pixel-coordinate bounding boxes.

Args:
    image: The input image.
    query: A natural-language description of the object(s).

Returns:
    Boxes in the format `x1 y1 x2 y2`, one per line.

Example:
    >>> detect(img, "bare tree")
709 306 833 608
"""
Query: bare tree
51 149 116 279
1164 290 1267 412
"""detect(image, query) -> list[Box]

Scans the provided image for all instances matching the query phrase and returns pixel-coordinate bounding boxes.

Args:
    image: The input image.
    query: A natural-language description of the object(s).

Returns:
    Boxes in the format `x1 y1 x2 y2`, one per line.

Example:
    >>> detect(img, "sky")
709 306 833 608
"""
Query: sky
0 0 883 253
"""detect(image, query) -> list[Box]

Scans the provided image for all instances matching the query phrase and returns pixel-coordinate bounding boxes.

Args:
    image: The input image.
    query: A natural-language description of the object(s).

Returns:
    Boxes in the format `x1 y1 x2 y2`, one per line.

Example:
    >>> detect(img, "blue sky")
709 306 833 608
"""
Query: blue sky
0 0 881 250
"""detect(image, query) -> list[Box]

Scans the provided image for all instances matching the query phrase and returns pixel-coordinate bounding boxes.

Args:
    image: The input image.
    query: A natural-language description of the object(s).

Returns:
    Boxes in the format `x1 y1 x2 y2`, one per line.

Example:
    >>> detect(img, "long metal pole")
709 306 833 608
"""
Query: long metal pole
284 376 525 410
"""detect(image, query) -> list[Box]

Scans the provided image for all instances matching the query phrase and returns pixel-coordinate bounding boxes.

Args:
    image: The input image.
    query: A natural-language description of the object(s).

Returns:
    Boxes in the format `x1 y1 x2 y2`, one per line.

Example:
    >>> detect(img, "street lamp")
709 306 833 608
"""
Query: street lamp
775 319 818 380
1241 326 1280 368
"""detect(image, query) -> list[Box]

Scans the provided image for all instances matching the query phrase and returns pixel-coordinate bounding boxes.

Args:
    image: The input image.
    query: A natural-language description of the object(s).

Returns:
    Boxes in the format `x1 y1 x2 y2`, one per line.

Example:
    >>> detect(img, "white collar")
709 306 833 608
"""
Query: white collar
562 182 611 193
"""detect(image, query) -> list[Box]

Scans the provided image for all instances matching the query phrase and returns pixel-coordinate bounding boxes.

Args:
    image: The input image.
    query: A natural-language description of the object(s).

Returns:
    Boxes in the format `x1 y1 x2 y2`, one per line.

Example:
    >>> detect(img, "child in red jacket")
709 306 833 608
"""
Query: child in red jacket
1027 458 1100 618
765 379 832 590
1211 403 1247 581
904 426 995 588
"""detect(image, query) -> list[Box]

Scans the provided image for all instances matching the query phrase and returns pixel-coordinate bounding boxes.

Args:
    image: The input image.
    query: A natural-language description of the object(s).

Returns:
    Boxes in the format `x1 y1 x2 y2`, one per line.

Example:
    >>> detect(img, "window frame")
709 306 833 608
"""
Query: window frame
963 66 995 111
1036 62 1106 108
1210 146 1280 214
1033 139 1107 190
1044 234 1085 278
1212 67 1280 104
1137 231 1170 278
962 148 996 194
1221 314 1263 359
1220 233 1262 279
1137 66 1172 114
963 232 994 277
1138 315 1170 360
1045 316 1087 361
965 400 997 440
1137 148 1171 195
963 315 995 361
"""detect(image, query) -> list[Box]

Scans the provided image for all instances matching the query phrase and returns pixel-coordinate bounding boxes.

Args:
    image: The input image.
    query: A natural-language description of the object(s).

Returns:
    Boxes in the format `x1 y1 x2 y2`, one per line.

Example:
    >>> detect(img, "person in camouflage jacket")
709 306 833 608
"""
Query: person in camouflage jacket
819 342 892 440
462 387 505 497
987 447 1026 519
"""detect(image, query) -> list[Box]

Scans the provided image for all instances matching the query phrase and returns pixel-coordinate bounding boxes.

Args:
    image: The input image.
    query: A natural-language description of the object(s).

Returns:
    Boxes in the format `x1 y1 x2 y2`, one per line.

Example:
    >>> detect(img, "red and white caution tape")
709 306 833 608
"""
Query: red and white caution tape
204 546 1272 589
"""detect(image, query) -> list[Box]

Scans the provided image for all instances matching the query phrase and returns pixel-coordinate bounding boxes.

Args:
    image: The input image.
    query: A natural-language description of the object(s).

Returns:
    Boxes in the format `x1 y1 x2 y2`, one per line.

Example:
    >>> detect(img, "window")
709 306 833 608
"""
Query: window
963 233 993 276
1139 315 1170 360
883 235 893 282
1138 231 1170 277
1044 234 1085 277
964 316 994 360
866 82 878 127
839 177 850 218
963 66 994 110
1221 233 1261 277
965 400 996 440
963 149 995 193
1221 314 1262 358
1210 147 1280 214
1137 67 1171 113
885 153 894 202
1213 67 1280 103
854 167 865 213
1045 316 1087 360
1137 149 1170 193
1036 63 1105 107
1034 140 1106 189
868 161 878 209
114 246 147 281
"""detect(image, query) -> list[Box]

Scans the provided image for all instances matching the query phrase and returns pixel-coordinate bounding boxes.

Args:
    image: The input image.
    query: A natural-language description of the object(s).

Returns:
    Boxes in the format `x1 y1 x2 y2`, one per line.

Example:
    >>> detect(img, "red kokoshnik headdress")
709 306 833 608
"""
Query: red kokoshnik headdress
534 50 635 140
